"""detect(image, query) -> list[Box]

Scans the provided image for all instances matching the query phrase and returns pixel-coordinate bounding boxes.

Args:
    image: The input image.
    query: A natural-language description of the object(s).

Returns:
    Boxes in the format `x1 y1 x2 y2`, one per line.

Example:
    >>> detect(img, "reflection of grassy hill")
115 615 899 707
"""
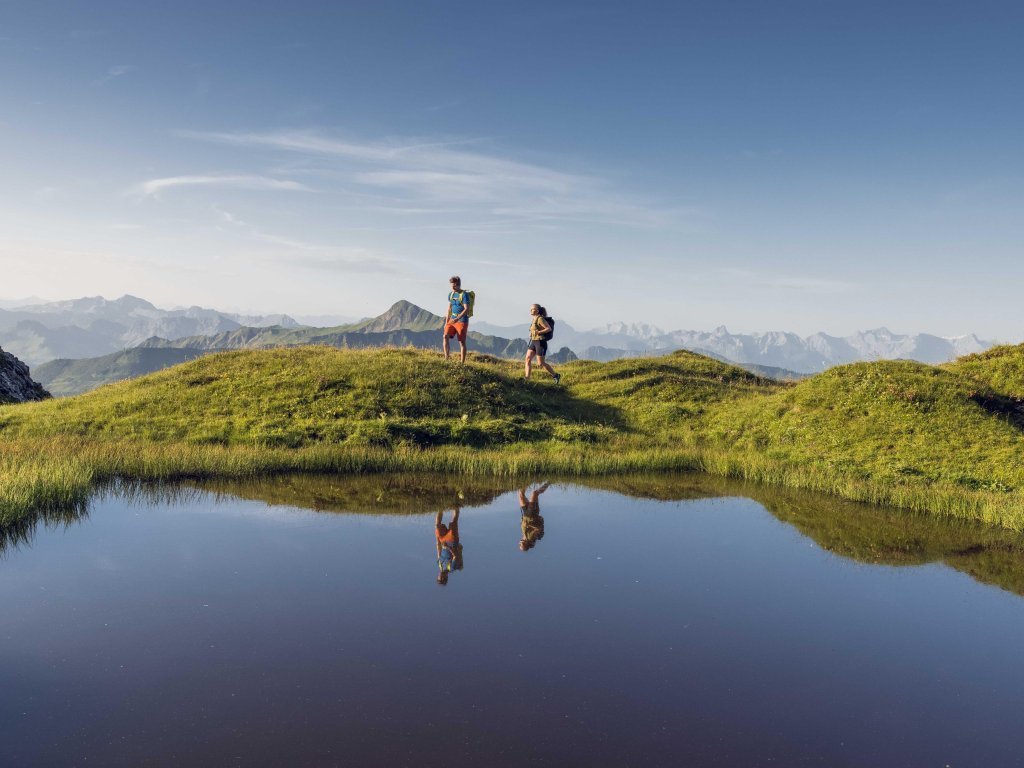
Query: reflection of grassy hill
579 473 1024 596
197 473 512 516
754 486 1024 596
3 346 1024 529
114 473 1024 597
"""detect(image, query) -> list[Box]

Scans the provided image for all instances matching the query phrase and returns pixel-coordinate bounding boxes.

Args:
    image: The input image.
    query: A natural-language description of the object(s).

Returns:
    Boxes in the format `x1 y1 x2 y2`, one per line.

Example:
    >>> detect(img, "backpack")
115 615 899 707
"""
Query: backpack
539 316 555 341
450 290 476 319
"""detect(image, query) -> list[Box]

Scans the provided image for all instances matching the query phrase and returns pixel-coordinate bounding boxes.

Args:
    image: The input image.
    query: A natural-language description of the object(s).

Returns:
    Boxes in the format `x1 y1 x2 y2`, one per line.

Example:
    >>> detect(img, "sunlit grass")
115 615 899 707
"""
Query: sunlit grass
3 345 1024 529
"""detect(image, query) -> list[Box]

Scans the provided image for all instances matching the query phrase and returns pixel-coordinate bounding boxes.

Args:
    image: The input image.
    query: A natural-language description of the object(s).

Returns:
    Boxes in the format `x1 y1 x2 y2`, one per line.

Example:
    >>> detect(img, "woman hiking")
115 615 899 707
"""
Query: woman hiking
525 304 560 383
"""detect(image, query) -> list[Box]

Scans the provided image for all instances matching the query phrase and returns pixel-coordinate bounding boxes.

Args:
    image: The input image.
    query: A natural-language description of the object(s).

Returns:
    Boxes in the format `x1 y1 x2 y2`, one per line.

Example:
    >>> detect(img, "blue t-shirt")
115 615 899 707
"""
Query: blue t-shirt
449 290 468 321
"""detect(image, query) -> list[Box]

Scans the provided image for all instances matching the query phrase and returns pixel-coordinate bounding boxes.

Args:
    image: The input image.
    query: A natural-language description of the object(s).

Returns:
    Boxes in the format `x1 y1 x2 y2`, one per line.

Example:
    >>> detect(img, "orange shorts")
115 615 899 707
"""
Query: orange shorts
444 321 467 343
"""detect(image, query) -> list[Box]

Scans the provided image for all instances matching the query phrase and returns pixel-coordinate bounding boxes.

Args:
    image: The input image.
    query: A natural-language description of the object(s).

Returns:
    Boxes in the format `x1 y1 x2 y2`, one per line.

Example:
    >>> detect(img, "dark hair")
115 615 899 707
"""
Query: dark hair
449 275 461 285
533 304 547 316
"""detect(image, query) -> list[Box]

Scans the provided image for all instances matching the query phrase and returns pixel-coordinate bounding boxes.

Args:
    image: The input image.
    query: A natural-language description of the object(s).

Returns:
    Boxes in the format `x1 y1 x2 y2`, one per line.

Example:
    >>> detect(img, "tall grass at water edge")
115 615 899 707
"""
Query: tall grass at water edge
3 437 1024 530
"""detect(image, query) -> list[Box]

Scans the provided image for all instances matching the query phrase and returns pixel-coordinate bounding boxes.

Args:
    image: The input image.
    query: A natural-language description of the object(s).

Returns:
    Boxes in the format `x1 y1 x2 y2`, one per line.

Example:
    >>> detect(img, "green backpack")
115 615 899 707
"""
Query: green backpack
451 290 476 318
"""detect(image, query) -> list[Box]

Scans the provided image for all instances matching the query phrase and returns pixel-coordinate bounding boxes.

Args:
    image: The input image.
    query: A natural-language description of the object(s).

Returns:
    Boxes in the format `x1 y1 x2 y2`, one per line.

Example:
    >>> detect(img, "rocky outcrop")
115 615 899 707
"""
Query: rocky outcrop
0 346 50 404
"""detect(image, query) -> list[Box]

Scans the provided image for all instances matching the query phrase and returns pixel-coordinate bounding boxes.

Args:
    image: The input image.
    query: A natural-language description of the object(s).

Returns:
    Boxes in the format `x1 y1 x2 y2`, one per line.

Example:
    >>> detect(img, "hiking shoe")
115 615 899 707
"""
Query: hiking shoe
553 373 561 385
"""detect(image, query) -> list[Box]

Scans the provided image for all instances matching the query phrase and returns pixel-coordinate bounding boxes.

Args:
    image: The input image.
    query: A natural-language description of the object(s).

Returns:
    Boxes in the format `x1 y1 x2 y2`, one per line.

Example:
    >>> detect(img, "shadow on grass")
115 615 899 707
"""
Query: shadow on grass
971 391 1024 431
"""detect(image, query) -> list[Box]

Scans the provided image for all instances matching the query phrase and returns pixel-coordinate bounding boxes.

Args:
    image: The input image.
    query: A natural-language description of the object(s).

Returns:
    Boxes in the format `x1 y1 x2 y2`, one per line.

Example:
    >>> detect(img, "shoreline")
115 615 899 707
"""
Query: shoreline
2 438 1020 530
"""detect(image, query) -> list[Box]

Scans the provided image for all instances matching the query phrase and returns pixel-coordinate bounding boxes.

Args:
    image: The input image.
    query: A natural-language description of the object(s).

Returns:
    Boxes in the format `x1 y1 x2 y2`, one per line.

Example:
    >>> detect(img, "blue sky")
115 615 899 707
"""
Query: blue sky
1 0 1022 337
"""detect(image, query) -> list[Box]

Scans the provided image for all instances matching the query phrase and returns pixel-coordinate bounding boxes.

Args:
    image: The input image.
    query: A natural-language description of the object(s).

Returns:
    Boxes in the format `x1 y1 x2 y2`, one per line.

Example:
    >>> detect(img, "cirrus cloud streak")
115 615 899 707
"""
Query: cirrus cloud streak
133 174 309 198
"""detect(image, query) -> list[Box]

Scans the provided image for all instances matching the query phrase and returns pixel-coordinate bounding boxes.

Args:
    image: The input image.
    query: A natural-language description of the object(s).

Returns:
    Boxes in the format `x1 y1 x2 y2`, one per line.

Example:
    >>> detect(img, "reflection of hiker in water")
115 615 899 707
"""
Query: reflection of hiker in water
436 507 464 585
518 483 549 551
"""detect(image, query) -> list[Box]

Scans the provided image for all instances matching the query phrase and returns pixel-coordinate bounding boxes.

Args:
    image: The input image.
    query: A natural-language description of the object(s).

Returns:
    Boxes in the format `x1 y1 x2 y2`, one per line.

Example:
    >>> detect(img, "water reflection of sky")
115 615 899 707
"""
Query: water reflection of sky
2 478 1024 766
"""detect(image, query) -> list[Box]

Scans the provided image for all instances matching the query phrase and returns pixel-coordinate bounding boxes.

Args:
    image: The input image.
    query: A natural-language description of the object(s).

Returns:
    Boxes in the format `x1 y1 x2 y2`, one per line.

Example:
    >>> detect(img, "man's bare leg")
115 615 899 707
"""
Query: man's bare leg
442 334 450 360
459 339 467 364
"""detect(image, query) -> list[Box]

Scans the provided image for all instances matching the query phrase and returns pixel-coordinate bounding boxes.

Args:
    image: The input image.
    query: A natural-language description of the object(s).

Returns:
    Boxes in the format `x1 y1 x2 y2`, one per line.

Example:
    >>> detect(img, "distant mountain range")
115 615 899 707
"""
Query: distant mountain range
136 301 548 358
474 319 991 372
31 300 577 395
0 295 299 366
4 294 999 395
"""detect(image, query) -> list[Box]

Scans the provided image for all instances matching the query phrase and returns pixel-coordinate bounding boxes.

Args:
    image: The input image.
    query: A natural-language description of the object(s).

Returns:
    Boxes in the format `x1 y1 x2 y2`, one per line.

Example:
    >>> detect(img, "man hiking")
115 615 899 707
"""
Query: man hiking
442 275 470 364
525 304 560 383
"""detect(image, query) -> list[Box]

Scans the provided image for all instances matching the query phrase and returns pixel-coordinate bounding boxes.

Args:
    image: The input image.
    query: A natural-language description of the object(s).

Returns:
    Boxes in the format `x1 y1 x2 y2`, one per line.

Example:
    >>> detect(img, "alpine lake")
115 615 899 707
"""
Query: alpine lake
3 472 1024 767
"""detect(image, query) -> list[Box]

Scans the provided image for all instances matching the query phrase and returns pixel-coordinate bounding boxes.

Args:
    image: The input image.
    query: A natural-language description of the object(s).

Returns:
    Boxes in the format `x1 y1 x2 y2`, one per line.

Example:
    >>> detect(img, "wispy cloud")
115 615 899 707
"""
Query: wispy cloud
718 268 858 293
133 175 309 198
177 129 685 229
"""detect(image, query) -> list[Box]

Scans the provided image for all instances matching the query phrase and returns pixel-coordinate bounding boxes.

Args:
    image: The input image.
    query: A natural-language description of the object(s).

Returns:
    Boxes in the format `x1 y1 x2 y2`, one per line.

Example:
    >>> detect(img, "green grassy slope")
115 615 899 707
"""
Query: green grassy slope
0 347 620 448
567 349 783 434
944 343 1024 400
0 347 775 448
702 360 1024 494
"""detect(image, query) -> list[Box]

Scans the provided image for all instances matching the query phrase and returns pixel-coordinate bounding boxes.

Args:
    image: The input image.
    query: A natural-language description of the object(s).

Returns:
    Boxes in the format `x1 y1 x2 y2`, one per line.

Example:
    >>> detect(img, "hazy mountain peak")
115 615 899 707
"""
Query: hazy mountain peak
112 295 156 310
600 321 665 339
358 301 444 333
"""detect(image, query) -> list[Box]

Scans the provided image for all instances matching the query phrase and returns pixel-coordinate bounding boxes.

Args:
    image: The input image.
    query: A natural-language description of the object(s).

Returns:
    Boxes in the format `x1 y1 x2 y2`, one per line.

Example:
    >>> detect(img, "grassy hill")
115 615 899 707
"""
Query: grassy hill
566 350 782 435
0 347 772 449
704 360 1023 488
944 343 1024 400
2 345 1024 529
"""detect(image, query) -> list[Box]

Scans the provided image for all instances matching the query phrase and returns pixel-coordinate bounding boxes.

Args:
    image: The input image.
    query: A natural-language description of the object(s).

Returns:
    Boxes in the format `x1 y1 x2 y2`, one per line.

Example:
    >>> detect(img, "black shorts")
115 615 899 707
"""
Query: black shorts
528 339 548 356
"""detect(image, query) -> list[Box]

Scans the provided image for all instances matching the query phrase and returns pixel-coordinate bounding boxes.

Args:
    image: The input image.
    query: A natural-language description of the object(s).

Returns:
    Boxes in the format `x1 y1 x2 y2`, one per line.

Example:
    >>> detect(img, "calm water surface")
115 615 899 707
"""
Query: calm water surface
2 475 1024 767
